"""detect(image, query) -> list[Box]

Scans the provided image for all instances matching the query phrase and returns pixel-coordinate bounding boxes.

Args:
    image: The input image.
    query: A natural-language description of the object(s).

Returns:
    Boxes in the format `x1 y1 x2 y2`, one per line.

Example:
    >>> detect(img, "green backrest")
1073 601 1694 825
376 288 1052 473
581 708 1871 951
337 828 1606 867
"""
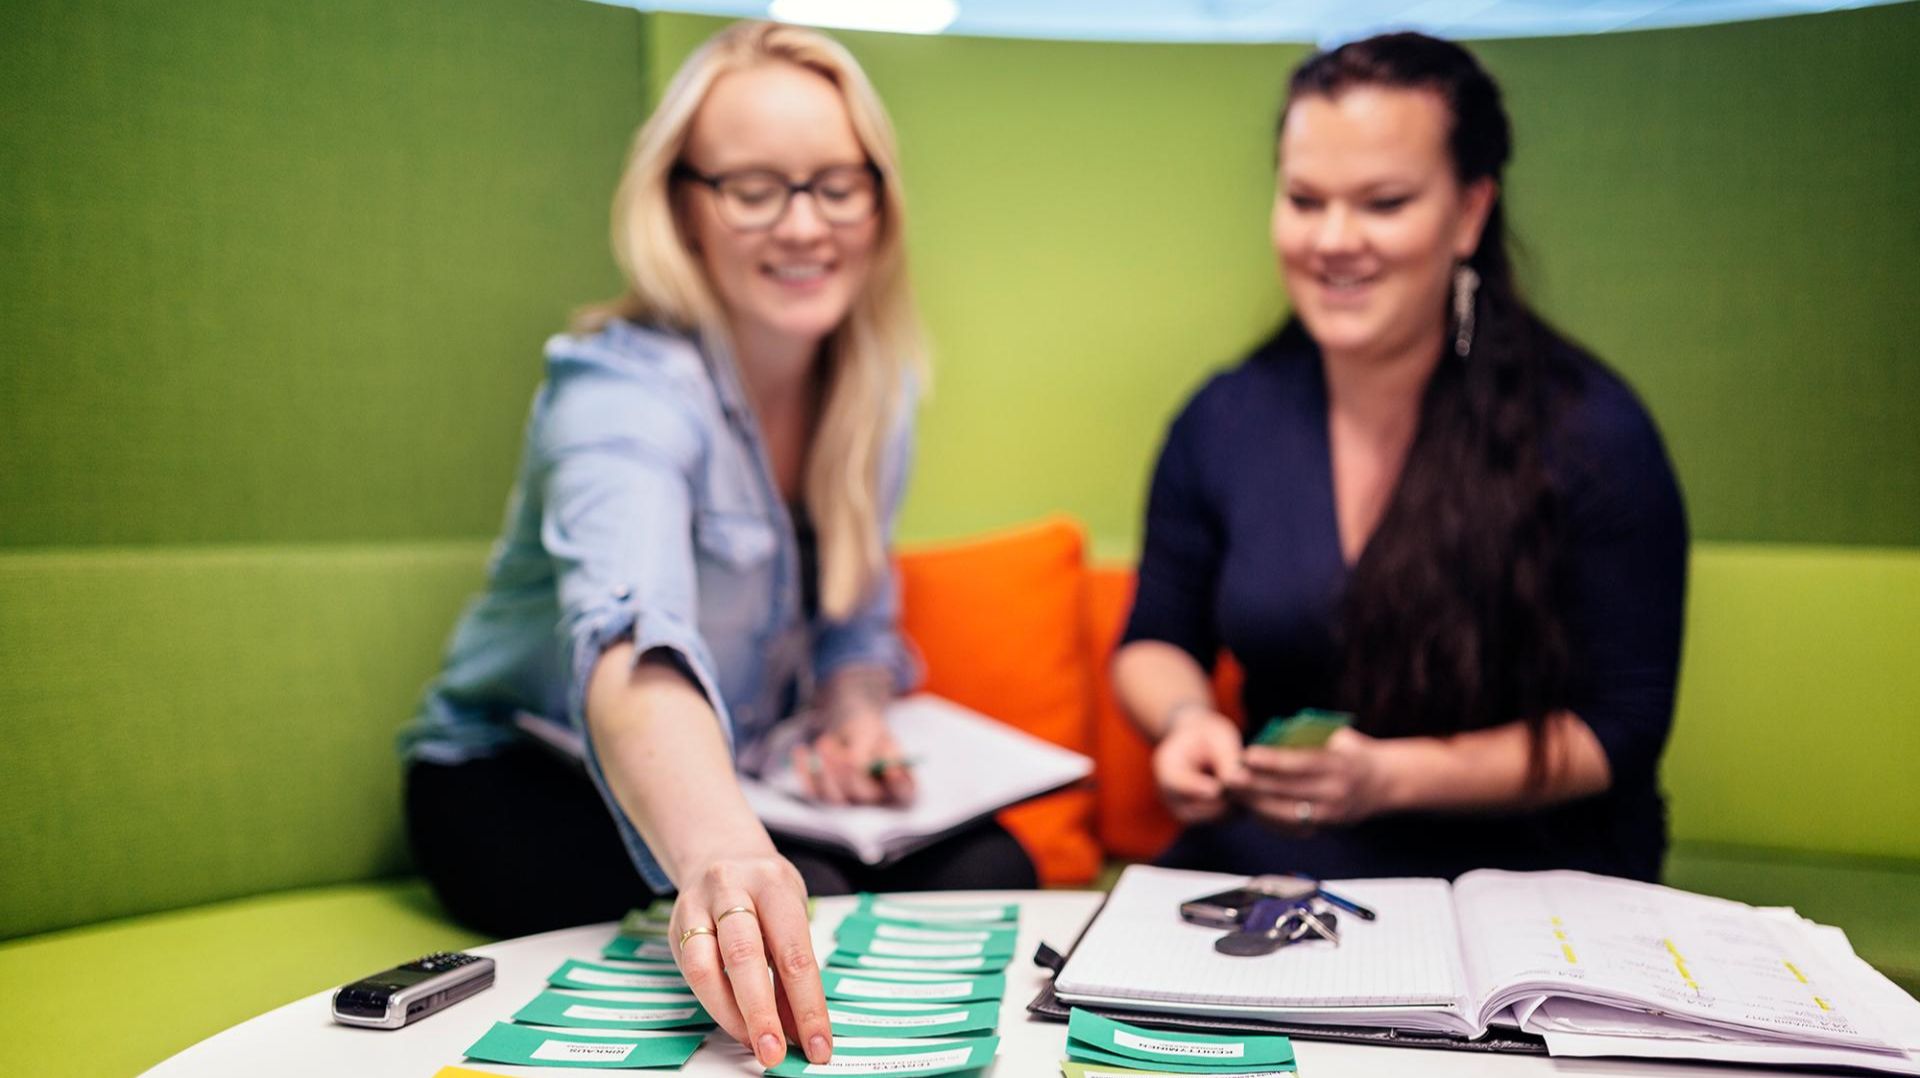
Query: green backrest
0 544 487 939
1667 545 1920 860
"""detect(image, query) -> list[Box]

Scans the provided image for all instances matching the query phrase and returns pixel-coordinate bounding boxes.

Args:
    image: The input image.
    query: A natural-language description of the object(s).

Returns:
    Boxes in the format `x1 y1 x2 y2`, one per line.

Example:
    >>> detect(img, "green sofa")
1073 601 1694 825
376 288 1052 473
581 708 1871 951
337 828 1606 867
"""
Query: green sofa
4 542 1917 1076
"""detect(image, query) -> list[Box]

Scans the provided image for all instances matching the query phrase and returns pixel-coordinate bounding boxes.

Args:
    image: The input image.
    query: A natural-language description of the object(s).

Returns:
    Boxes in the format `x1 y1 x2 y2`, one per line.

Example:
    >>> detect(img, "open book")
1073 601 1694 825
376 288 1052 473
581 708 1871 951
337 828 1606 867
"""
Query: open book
736 693 1092 866
1054 865 1920 1074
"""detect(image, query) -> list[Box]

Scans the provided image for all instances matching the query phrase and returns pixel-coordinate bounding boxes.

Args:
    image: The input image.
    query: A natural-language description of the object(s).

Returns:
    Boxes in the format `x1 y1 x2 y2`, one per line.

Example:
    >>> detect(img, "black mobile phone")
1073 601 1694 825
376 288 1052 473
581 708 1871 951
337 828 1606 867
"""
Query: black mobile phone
1178 876 1318 928
331 951 495 1030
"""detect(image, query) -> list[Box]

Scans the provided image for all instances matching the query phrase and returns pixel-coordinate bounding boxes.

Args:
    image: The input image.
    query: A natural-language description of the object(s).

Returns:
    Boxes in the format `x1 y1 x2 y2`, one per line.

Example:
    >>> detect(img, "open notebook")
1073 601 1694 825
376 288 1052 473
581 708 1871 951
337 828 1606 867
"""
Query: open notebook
737 693 1092 865
1053 865 1920 1074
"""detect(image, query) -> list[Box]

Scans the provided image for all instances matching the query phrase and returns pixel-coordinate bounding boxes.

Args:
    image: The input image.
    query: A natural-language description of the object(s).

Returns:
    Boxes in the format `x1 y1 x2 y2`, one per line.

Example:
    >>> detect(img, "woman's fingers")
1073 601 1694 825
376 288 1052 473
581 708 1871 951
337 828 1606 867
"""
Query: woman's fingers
789 745 824 801
877 757 918 803
806 738 850 805
673 904 747 1046
712 902 788 1068
757 876 833 1065
1243 745 1327 777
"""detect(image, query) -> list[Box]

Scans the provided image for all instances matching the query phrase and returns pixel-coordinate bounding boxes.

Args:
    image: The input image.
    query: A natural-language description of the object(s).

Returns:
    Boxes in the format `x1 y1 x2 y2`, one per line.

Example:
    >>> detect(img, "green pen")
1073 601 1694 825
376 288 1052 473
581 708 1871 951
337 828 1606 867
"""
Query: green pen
867 756 920 779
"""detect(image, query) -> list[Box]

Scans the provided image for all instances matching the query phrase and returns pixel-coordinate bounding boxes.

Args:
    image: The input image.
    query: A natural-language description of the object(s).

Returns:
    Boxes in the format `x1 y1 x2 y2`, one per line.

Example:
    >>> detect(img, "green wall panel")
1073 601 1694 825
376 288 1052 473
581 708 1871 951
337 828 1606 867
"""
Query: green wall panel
0 0 645 547
0 542 489 939
1480 7 1920 549
650 9 1919 554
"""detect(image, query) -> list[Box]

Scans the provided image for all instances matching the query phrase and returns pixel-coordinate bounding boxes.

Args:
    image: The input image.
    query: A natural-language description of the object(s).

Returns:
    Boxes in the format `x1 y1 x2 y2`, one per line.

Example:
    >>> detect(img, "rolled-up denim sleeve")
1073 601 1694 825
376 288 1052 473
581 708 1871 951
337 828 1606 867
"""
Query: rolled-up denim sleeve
534 351 727 892
811 385 923 693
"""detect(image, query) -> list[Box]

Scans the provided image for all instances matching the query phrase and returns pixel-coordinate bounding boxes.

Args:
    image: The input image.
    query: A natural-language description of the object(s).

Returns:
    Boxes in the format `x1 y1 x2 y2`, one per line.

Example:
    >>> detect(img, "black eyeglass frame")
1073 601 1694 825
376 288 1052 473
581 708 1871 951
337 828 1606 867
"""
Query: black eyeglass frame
671 162 884 231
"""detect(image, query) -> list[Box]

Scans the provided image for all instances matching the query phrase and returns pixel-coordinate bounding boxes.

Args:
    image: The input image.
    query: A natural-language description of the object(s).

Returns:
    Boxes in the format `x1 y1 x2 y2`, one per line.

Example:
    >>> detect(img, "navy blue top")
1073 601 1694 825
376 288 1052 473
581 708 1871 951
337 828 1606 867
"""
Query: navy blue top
1123 328 1688 882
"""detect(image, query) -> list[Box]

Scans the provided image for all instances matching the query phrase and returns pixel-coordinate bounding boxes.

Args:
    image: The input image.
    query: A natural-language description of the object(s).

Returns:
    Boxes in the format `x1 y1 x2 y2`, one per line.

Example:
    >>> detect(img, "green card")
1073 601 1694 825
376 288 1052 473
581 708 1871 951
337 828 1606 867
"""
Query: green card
462 1022 705 1069
549 959 691 992
820 967 1006 1003
856 894 1019 927
619 900 677 938
836 918 1018 958
762 1034 999 1076
512 989 714 1030
827 949 1011 973
826 999 1000 1037
603 935 676 963
1060 1062 1297 1078
1251 709 1352 749
1067 1010 1294 1071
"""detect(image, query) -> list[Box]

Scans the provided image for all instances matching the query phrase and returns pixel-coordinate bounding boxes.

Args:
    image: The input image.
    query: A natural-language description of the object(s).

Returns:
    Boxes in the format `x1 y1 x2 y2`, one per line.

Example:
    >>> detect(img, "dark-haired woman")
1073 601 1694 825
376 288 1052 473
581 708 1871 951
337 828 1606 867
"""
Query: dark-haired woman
1113 33 1687 883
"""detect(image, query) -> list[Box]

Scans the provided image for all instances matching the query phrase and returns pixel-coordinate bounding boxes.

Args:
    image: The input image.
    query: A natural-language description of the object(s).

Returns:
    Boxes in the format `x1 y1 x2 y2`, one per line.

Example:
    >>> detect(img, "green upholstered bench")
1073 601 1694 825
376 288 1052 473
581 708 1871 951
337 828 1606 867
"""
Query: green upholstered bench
3 542 1916 1076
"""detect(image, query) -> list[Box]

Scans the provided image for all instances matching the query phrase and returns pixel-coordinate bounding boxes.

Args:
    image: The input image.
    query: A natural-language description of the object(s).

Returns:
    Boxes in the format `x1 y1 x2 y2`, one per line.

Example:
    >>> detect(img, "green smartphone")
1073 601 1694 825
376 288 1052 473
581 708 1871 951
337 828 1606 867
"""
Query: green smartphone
1252 709 1353 748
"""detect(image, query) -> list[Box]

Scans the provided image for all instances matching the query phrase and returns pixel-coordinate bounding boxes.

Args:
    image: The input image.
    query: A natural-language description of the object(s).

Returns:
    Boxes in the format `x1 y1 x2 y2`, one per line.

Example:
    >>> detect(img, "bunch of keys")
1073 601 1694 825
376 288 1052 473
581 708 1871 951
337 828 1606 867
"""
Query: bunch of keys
1214 896 1340 956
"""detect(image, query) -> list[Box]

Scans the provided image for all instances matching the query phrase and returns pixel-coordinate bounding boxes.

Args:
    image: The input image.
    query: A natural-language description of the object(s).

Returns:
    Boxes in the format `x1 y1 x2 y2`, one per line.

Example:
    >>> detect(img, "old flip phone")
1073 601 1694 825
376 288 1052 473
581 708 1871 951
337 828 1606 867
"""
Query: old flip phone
330 951 495 1029
1179 875 1318 928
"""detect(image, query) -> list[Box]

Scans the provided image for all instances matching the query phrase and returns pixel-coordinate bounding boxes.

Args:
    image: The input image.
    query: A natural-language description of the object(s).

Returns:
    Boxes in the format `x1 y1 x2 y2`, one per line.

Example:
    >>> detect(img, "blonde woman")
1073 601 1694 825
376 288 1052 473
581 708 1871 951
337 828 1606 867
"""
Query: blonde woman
400 21 1034 1068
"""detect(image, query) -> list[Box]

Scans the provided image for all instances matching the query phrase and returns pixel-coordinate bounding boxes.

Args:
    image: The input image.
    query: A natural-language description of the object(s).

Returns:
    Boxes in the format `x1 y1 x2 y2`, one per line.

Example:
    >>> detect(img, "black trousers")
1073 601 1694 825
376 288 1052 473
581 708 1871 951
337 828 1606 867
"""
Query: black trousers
406 745 1038 938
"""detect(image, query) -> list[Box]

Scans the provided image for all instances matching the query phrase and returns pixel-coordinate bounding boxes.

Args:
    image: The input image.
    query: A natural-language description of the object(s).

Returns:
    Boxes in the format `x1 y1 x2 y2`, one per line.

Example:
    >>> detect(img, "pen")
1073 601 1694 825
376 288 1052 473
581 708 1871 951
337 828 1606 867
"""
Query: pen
867 756 919 779
1313 886 1377 922
1286 871 1377 921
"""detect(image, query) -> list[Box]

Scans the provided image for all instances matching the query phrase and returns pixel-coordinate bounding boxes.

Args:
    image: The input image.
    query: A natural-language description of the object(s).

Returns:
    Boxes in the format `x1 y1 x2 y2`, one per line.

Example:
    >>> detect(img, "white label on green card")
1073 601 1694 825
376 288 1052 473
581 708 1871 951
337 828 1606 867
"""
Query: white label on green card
873 924 992 942
836 977 972 999
1114 1030 1246 1059
570 968 684 988
865 939 985 957
801 1047 973 1074
827 1008 967 1028
562 1003 698 1022
870 901 1008 922
530 1038 639 1062
854 955 986 971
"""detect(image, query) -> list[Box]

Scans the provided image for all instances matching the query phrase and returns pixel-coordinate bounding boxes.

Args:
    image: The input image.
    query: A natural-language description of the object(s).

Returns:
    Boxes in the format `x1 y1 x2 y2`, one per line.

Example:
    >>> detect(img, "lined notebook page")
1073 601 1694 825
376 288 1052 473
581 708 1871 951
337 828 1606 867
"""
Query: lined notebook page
1055 866 1465 1009
1455 869 1903 1051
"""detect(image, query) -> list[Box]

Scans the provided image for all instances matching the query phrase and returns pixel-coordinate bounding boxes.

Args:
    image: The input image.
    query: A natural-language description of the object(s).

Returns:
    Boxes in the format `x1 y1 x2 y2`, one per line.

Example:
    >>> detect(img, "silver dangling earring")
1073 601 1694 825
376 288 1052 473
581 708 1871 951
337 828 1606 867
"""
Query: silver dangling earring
1452 263 1480 358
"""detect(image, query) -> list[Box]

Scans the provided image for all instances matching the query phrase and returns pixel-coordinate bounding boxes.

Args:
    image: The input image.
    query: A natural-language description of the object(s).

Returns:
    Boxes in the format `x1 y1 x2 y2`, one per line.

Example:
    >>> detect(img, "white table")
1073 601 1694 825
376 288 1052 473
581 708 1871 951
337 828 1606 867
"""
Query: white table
144 890 1780 1077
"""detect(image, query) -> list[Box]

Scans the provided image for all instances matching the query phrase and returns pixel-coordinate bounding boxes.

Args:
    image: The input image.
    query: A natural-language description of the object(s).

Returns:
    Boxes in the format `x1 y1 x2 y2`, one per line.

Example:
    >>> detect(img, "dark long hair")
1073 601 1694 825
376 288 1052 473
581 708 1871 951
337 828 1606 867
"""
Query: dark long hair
1283 34 1572 785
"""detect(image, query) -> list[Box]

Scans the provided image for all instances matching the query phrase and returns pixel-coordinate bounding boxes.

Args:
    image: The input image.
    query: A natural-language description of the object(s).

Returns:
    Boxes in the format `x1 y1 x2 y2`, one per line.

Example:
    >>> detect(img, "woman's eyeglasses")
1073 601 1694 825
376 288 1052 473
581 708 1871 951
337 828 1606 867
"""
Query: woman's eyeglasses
673 163 881 232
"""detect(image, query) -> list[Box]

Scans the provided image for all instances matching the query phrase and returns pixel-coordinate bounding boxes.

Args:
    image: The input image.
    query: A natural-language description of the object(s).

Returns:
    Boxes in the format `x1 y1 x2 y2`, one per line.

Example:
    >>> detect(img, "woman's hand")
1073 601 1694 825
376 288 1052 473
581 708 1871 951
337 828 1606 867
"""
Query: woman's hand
1229 727 1395 833
1151 706 1249 823
790 669 915 806
670 851 832 1069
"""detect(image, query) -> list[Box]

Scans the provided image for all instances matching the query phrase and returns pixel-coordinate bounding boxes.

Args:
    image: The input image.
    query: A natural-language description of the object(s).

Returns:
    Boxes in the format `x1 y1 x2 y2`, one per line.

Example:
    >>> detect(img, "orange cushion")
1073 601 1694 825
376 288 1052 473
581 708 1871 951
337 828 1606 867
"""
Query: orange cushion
1087 565 1248 861
895 516 1101 885
1087 566 1182 860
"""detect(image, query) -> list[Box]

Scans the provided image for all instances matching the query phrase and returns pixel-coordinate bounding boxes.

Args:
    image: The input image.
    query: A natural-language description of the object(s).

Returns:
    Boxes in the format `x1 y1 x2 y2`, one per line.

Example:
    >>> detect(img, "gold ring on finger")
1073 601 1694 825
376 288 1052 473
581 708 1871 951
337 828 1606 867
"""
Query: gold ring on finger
715 904 757 926
678 924 716 950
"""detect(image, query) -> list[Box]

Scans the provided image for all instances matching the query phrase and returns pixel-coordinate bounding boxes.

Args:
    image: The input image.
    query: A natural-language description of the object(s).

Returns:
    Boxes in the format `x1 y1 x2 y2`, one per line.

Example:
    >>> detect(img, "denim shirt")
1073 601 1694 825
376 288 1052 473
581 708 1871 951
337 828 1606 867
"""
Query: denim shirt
400 319 919 890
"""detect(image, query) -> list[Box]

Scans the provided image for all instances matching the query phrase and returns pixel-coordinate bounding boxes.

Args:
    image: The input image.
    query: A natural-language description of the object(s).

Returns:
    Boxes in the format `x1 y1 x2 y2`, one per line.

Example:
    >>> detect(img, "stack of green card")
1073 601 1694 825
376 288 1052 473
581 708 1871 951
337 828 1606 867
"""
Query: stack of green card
766 894 1020 1074
1063 1010 1297 1078
461 903 718 1070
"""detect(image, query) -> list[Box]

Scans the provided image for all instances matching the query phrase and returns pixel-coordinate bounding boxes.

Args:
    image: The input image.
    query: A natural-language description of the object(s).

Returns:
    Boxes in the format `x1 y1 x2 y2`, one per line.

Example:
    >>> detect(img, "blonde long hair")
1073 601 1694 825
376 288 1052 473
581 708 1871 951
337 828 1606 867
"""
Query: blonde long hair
576 21 926 620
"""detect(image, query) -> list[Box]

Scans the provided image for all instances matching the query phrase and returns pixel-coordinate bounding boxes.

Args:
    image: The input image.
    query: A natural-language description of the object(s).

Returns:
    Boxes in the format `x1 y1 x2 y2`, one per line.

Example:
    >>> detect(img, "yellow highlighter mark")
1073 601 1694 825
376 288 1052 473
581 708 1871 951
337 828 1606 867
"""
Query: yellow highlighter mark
1815 997 1832 1011
1550 919 1575 964
1784 961 1809 984
1664 938 1700 992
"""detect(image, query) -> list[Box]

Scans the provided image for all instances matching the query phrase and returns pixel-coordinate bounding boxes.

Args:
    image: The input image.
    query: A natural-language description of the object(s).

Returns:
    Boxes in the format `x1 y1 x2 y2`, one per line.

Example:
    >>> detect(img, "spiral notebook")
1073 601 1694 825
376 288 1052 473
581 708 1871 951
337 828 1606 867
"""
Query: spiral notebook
1047 865 1920 1073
